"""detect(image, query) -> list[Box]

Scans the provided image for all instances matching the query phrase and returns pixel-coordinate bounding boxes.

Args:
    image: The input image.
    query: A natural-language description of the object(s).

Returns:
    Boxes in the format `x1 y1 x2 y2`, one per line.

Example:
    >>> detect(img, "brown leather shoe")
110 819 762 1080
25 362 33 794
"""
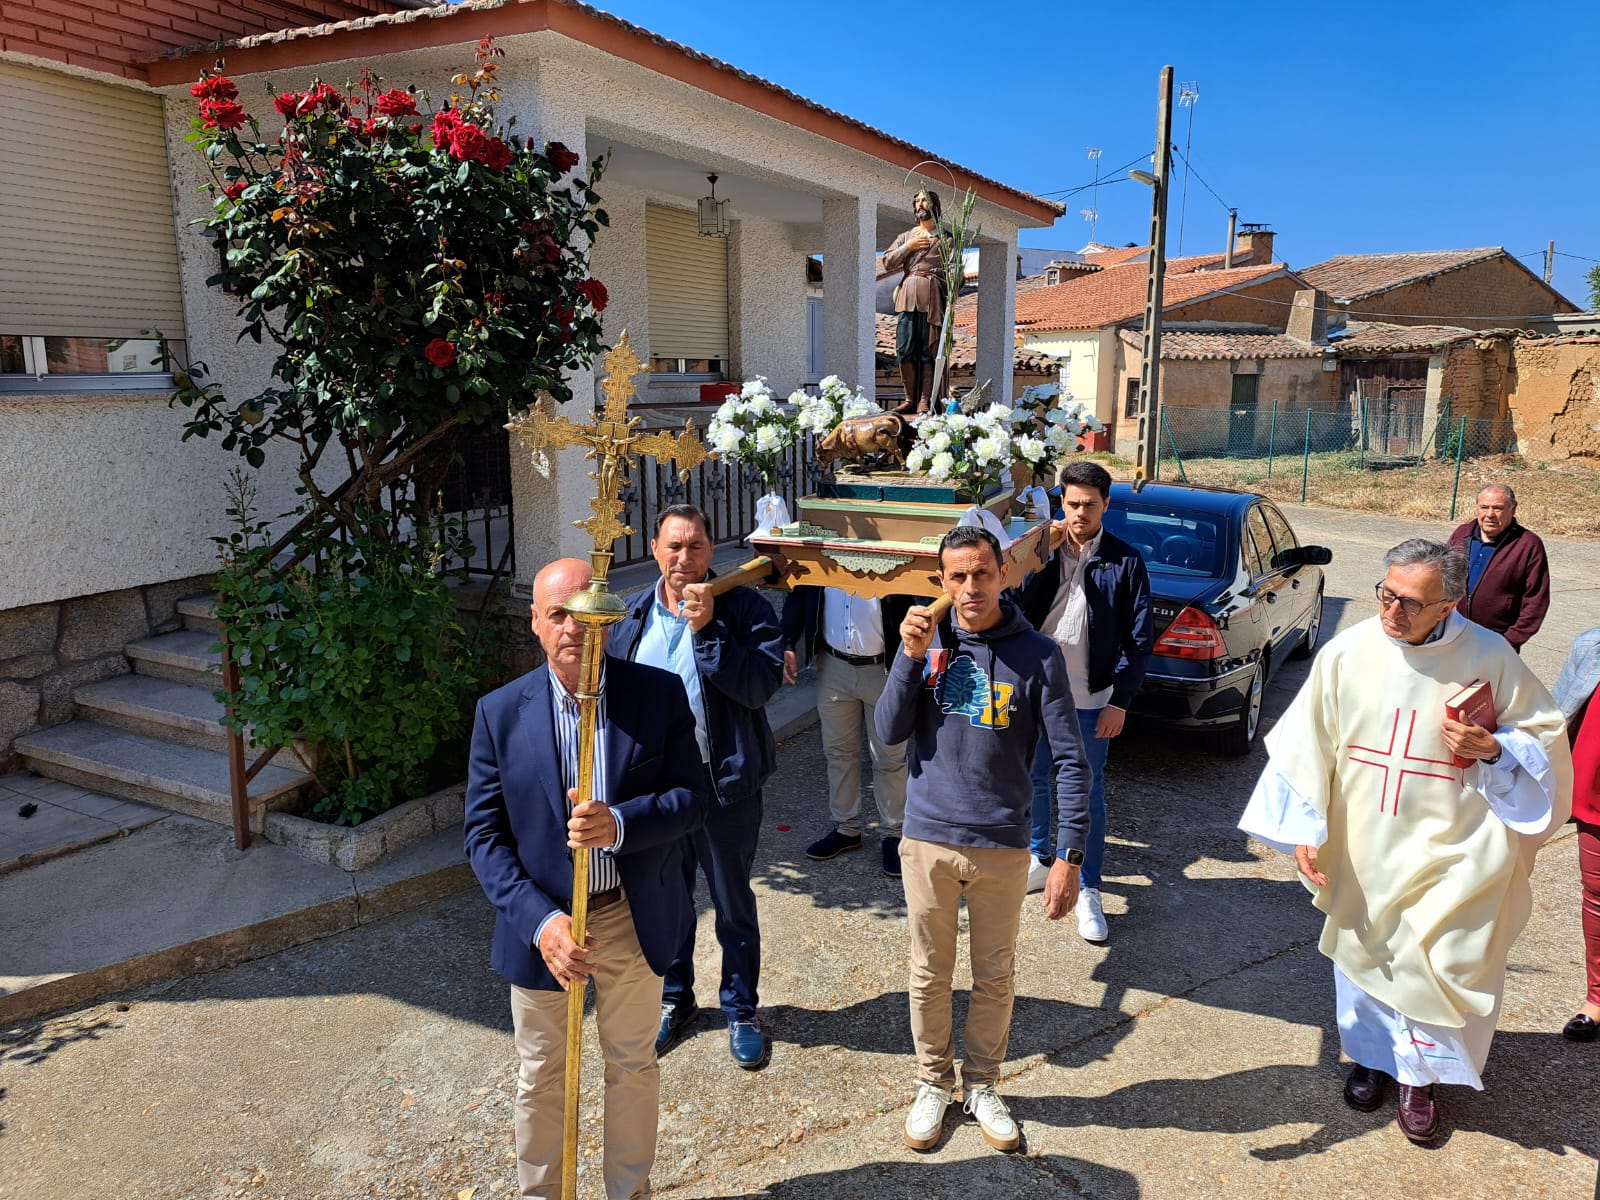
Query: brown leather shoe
1396 1084 1440 1143
1342 1064 1391 1112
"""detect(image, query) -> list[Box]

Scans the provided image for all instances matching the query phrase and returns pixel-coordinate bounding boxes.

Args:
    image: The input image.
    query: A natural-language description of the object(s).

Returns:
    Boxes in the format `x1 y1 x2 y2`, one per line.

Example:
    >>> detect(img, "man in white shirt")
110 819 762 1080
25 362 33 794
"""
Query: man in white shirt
781 586 917 876
1017 461 1153 942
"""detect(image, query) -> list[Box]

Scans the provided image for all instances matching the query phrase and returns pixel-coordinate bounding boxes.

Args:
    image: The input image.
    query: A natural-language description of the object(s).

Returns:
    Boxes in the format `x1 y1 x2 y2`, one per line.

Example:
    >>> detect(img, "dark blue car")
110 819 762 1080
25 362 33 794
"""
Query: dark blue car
1102 481 1332 755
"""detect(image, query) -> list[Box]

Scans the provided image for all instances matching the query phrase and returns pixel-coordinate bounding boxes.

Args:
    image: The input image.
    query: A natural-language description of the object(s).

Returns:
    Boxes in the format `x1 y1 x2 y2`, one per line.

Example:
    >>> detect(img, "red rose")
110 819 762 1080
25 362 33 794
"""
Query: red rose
539 236 561 263
577 278 608 312
482 137 512 171
273 91 305 118
449 122 488 162
374 89 417 118
200 99 248 130
223 181 247 200
424 338 457 368
307 82 343 111
345 117 365 136
190 75 238 102
431 109 461 150
544 141 580 173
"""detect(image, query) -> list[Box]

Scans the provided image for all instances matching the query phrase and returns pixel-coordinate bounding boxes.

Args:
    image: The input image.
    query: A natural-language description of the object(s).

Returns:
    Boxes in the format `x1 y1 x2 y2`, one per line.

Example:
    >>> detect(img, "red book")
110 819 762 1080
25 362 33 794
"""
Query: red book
1444 678 1496 768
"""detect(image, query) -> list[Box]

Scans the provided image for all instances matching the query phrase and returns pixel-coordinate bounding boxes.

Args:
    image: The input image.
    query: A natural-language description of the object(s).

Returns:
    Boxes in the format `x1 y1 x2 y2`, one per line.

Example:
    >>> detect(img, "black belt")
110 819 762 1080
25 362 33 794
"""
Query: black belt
588 887 624 912
825 645 885 667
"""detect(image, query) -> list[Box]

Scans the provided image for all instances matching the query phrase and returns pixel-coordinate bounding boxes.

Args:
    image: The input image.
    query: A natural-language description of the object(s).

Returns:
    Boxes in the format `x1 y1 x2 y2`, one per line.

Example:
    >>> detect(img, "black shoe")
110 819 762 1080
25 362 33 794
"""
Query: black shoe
1397 1083 1440 1143
729 1019 771 1069
806 829 863 860
1342 1063 1392 1112
656 1002 697 1056
881 836 902 877
1562 1013 1599 1042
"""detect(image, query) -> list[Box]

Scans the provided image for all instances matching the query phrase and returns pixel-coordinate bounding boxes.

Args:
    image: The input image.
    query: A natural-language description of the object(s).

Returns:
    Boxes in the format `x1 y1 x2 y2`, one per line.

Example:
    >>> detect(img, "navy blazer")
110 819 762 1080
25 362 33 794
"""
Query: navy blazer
464 656 707 991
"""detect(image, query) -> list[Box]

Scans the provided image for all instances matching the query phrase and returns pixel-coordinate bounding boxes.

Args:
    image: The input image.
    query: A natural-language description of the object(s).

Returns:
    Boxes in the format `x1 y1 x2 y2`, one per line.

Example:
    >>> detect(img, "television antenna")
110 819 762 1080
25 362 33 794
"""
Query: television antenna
1085 147 1102 240
1176 81 1198 254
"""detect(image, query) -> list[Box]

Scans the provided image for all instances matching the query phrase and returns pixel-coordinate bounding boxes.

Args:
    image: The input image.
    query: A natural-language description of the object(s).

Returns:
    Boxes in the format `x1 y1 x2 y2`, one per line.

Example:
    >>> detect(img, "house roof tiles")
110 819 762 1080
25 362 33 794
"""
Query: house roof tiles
1333 322 1477 355
1152 330 1325 361
1013 261 1287 333
874 314 1051 372
144 0 1063 222
1297 248 1505 301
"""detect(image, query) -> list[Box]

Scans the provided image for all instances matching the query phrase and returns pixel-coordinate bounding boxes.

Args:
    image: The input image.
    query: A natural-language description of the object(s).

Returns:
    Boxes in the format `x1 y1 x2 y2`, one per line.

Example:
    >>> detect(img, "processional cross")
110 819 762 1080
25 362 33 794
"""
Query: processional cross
504 330 707 1200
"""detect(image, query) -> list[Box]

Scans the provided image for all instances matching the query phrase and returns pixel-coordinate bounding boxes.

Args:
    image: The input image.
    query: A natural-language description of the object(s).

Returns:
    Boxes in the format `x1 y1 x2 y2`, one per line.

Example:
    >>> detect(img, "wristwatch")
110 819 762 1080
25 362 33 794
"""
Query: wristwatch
1062 848 1085 866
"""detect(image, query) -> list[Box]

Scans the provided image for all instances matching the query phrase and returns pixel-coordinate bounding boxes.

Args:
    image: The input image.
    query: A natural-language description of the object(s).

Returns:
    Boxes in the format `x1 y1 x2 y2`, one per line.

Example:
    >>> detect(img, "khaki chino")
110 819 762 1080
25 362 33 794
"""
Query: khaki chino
509 894 661 1200
900 836 1030 1091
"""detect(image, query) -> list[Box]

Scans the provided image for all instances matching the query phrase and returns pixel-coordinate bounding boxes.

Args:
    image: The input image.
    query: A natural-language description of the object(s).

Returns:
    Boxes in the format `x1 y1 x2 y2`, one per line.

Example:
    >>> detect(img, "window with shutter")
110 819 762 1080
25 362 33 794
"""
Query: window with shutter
644 203 727 377
0 63 184 392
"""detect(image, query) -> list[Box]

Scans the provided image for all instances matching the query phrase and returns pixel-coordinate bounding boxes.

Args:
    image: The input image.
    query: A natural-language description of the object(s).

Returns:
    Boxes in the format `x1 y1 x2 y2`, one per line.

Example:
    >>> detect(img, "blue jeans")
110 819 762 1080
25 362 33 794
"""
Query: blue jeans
662 787 763 1022
1030 707 1109 888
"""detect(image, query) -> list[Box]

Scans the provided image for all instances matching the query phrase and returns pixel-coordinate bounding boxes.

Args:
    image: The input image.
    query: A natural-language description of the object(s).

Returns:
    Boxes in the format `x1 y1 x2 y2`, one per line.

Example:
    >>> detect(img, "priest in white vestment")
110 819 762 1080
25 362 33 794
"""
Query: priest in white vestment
1240 538 1572 1143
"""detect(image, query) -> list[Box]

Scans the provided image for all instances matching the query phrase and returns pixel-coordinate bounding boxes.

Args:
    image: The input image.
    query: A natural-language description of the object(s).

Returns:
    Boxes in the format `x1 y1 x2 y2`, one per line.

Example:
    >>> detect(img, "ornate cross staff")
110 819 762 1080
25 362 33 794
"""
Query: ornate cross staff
505 330 707 1200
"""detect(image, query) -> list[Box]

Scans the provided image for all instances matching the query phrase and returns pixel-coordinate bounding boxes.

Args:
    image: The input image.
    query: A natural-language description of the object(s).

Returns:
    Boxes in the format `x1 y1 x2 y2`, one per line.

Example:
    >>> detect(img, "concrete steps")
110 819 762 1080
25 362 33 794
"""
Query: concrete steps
16 593 316 833
13 720 313 826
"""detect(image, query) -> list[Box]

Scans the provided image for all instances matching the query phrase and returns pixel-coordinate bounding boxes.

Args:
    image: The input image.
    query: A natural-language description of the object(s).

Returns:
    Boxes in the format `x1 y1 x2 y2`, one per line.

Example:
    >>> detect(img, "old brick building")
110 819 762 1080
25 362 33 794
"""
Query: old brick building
1298 247 1577 332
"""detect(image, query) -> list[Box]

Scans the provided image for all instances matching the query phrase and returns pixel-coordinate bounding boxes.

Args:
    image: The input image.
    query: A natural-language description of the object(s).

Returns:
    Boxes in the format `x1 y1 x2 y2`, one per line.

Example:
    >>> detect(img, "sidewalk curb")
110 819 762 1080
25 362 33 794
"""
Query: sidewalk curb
0 858 474 1029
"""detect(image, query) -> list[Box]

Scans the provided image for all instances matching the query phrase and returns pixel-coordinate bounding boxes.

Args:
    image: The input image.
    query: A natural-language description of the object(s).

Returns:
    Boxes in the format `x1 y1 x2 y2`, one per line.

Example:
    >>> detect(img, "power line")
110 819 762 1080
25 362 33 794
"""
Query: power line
1170 147 1231 216
1034 151 1152 199
1555 249 1600 265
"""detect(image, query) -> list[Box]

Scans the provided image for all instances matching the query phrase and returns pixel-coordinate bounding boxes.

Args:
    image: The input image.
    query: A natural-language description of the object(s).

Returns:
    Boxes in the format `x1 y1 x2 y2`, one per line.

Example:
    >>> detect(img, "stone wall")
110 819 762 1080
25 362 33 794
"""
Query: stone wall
0 575 212 765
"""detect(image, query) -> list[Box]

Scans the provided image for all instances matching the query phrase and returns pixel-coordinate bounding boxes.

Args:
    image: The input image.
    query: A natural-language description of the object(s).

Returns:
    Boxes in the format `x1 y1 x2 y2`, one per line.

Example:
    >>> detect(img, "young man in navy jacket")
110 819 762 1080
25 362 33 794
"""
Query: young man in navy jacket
1018 460 1153 942
610 504 785 1069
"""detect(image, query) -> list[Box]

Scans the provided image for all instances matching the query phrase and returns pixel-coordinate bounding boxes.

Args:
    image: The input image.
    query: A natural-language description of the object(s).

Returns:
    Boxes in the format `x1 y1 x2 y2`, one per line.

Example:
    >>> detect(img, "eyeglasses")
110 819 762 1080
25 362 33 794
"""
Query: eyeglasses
1373 583 1448 618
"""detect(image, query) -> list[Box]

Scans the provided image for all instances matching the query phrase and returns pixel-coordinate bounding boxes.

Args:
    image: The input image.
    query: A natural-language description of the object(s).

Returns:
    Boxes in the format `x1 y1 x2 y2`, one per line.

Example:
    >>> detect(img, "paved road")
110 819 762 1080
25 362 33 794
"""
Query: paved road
1 505 1595 1200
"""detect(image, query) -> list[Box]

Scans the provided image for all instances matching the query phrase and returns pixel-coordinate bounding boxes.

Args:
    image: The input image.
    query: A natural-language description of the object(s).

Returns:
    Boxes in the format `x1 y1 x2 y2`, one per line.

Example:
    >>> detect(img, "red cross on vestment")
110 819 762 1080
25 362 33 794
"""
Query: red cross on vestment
1347 708 1461 816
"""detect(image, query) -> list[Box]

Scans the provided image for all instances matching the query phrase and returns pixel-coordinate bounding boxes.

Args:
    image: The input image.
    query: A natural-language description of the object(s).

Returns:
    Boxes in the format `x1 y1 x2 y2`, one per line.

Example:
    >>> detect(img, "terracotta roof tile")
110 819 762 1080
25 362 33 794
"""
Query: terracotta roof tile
1149 330 1324 361
1085 245 1151 266
950 274 1051 332
146 0 1063 221
1298 248 1505 301
1014 261 1287 332
1332 322 1476 355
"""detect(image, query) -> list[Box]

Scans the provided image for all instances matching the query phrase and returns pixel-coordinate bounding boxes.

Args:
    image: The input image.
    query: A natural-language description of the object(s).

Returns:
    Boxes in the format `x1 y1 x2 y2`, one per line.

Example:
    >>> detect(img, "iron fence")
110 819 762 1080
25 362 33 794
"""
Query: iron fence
1155 400 1521 522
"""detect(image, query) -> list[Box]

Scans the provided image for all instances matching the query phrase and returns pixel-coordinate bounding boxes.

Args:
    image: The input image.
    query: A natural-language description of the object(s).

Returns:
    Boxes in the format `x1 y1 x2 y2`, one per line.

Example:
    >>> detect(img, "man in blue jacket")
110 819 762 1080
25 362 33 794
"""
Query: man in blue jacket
1018 460 1153 942
611 504 786 1069
878 525 1091 1155
465 557 705 1200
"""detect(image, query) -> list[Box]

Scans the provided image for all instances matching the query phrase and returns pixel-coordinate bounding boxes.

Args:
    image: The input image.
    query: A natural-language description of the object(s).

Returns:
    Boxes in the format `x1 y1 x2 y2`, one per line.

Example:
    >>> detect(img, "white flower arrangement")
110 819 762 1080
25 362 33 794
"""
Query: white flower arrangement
905 403 1017 501
706 376 800 487
1010 382 1106 477
790 374 880 436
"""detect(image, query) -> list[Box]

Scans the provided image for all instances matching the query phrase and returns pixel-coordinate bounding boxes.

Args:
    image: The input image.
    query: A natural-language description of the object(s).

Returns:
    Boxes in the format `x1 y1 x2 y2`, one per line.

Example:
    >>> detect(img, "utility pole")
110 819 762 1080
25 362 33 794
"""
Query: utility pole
1223 208 1237 269
1545 240 1555 284
1132 65 1174 485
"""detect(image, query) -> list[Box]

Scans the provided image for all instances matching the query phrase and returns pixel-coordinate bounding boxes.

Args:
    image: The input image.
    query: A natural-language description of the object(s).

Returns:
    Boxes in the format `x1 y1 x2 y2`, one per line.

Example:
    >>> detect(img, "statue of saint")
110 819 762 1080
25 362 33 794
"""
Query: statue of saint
878 189 947 416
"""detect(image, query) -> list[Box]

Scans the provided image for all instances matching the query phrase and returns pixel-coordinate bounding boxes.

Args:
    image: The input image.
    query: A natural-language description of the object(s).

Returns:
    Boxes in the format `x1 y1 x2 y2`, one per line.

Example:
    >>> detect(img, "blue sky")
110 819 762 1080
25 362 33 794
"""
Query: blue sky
587 0 1599 311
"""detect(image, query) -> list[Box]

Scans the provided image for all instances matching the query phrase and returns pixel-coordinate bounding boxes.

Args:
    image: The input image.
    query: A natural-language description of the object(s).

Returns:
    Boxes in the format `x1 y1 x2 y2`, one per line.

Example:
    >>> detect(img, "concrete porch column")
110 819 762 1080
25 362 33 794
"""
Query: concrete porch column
820 197 877 400
507 61 598 592
976 235 1018 404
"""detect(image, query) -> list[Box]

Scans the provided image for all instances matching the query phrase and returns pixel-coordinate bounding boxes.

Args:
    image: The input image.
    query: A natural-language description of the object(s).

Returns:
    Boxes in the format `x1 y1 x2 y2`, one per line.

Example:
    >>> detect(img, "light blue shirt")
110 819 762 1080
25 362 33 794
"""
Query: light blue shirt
634 580 712 764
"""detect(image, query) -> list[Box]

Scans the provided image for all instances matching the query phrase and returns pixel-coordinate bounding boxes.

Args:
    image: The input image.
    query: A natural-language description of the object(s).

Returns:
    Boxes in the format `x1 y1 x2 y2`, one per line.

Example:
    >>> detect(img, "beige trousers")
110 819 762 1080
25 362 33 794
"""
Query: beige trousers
509 895 661 1200
900 837 1030 1091
816 650 907 836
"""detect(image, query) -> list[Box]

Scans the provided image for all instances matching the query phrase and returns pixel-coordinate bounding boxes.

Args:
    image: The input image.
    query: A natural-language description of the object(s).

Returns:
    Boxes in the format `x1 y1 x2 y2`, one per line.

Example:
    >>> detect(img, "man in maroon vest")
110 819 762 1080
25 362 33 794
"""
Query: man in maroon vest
1447 483 1550 653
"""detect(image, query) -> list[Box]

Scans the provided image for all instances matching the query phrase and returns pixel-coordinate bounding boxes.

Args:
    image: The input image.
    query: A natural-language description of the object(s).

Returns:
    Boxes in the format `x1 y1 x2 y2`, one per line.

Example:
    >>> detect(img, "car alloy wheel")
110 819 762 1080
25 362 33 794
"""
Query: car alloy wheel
1291 586 1323 661
1216 656 1265 756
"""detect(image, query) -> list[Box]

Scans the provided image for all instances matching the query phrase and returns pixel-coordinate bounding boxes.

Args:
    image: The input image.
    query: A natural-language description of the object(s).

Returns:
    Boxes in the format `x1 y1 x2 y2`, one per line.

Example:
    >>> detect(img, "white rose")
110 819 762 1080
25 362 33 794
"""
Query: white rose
754 424 783 453
843 395 878 420
740 376 768 398
1045 426 1072 451
1017 435 1045 462
927 431 952 453
906 448 928 473
988 405 1013 424
930 451 956 479
974 435 1003 464
712 425 744 455
945 413 969 431
819 374 841 391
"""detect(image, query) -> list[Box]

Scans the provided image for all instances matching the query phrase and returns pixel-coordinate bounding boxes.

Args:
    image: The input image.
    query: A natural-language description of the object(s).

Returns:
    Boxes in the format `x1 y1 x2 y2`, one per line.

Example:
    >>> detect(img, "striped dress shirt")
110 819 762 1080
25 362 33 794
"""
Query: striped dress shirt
550 670 622 894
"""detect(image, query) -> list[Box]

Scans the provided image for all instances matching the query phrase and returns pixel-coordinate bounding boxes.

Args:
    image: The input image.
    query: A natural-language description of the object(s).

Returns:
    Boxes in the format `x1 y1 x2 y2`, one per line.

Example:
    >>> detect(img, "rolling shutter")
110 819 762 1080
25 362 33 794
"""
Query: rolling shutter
0 62 186 339
644 203 727 363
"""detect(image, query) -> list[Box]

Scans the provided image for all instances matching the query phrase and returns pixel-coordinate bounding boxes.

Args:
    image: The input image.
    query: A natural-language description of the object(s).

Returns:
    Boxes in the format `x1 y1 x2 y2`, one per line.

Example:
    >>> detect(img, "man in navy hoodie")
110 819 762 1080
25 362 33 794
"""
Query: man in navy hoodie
877 525 1091 1154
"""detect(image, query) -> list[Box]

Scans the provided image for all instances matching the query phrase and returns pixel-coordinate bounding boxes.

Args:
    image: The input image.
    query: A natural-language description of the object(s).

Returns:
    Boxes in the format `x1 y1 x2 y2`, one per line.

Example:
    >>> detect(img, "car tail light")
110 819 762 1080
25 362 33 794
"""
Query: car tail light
1153 606 1225 660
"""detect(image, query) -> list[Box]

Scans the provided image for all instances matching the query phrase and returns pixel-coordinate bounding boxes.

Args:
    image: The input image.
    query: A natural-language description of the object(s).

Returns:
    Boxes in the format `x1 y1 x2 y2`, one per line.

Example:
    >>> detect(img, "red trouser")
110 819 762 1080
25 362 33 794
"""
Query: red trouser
1580 821 1600 1008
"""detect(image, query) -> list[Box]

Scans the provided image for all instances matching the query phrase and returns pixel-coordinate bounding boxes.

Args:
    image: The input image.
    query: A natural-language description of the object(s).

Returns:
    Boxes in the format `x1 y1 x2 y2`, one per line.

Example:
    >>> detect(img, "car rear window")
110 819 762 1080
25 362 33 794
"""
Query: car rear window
1105 503 1225 577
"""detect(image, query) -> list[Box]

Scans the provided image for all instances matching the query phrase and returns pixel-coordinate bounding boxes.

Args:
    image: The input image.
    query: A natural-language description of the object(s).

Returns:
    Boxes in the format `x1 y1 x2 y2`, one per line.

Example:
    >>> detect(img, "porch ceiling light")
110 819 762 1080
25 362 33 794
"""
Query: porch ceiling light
698 173 730 238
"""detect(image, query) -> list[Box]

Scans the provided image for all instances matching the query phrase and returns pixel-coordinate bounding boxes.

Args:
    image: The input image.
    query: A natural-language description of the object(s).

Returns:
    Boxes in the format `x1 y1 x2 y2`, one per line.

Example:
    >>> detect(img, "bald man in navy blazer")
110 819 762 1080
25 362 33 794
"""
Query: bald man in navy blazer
465 557 706 1200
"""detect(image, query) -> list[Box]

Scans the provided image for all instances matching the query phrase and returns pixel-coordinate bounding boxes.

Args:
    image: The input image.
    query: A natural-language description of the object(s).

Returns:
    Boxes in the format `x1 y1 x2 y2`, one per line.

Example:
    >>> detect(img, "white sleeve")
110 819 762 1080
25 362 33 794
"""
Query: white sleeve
1476 726 1556 835
1239 763 1327 855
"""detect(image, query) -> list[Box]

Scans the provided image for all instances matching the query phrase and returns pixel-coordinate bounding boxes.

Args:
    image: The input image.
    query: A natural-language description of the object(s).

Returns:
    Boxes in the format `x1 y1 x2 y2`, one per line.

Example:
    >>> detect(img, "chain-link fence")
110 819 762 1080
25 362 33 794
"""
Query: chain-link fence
1154 401 1522 523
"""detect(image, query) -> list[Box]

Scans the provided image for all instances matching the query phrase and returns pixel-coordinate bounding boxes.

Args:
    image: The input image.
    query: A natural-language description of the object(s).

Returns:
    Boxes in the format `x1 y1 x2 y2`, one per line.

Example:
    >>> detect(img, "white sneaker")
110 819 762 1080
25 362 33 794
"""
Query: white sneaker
1076 887 1108 942
903 1081 953 1150
1025 855 1052 895
963 1084 1020 1150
